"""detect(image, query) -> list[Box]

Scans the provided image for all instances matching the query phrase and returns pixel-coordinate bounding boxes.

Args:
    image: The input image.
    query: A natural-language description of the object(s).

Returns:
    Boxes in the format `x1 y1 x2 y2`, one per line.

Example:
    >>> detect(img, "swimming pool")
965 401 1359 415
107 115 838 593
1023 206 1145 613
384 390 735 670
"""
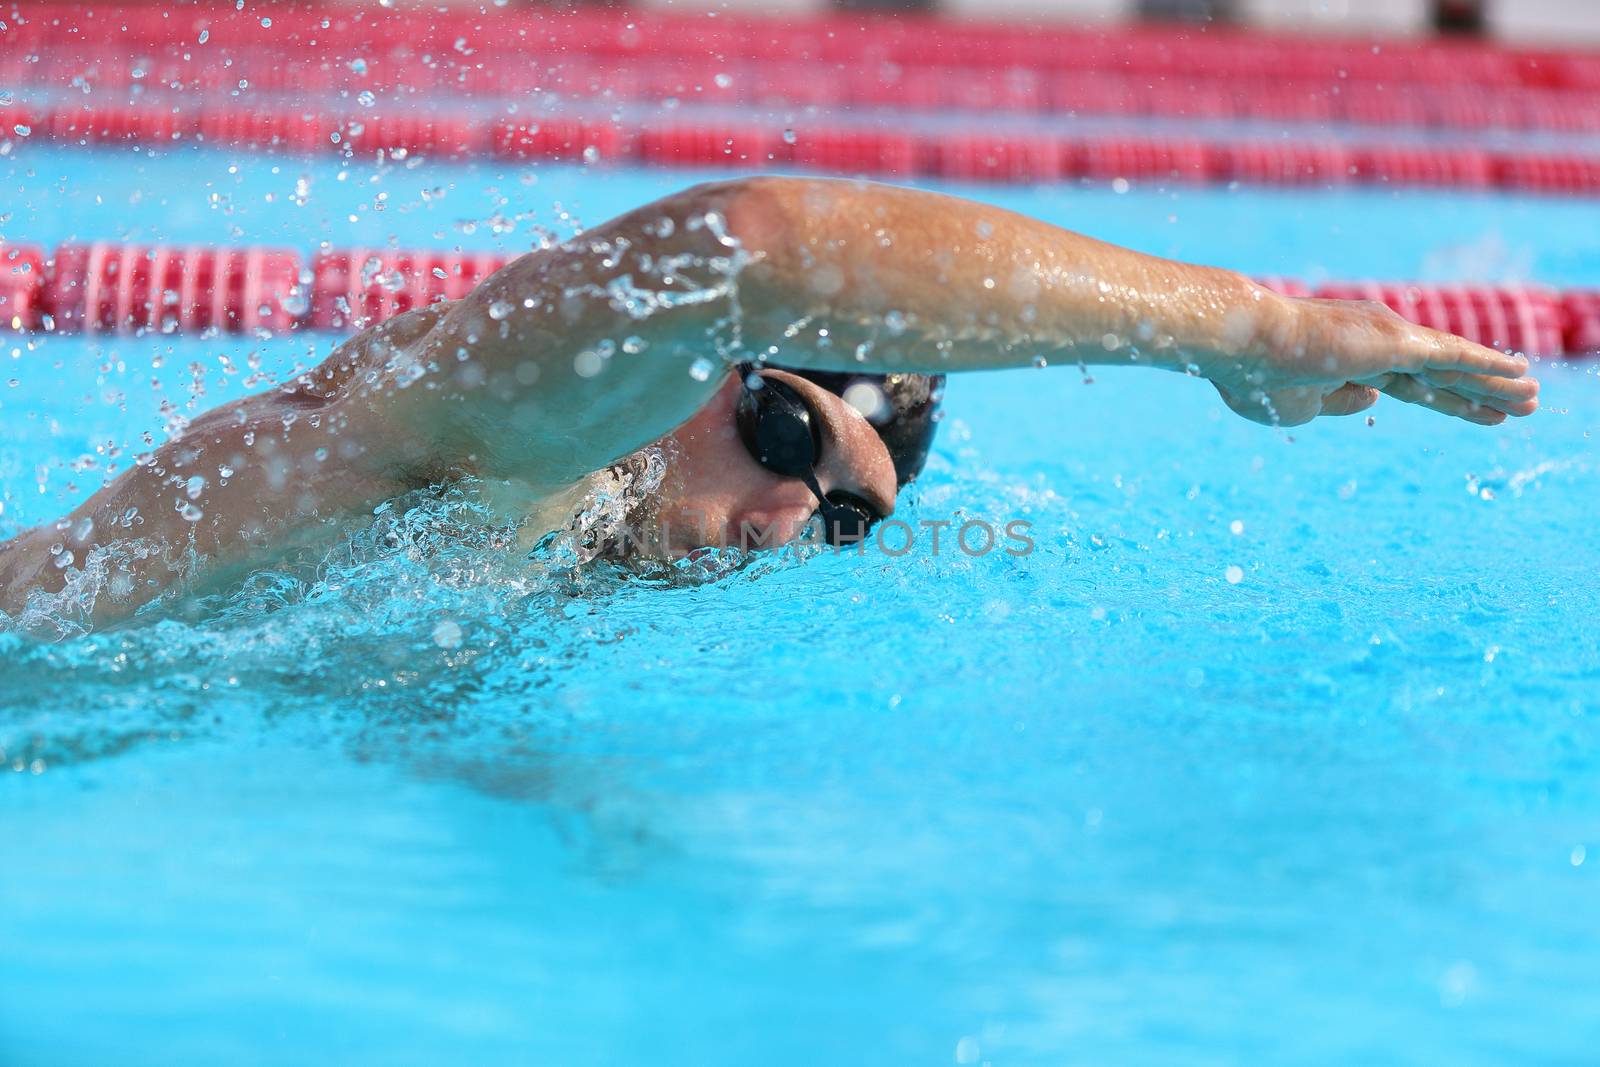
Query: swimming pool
3 146 1598 1064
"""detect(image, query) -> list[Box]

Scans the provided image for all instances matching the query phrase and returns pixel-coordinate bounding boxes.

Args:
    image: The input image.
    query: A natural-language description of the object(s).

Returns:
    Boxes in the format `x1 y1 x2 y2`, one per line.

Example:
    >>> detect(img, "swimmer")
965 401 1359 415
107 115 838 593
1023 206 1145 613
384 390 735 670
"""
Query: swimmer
0 177 1539 627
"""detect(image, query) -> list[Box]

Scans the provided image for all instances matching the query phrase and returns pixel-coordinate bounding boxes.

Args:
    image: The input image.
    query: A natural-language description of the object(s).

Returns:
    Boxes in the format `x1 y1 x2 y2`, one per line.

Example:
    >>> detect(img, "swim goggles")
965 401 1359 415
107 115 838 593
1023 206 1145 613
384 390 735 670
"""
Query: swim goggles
733 364 882 546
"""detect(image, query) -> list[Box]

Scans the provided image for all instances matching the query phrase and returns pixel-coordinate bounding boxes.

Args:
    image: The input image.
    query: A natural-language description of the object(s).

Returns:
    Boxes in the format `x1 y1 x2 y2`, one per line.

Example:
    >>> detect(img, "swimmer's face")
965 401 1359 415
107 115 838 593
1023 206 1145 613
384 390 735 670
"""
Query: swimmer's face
650 369 898 554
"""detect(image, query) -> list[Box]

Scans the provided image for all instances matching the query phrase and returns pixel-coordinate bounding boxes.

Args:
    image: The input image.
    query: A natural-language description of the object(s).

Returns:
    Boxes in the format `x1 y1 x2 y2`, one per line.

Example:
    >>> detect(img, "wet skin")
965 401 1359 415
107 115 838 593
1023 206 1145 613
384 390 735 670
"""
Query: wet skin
0 177 1539 628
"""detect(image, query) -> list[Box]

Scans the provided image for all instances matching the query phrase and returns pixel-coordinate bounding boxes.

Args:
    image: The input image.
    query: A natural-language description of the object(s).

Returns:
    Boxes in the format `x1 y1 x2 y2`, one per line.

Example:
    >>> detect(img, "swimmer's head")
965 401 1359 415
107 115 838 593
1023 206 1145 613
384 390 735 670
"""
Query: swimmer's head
642 364 944 555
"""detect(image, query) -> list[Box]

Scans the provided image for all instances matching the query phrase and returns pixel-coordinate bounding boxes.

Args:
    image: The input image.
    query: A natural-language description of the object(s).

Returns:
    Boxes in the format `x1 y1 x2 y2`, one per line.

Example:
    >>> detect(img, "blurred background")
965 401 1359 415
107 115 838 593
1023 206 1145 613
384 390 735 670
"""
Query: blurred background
364 0 1596 43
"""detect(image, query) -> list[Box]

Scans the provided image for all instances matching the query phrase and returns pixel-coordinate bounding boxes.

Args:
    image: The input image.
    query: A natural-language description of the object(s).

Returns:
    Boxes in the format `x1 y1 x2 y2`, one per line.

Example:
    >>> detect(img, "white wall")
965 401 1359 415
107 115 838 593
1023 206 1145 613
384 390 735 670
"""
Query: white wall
1234 0 1432 35
594 0 1600 44
1489 0 1600 44
633 0 829 10
941 0 1130 21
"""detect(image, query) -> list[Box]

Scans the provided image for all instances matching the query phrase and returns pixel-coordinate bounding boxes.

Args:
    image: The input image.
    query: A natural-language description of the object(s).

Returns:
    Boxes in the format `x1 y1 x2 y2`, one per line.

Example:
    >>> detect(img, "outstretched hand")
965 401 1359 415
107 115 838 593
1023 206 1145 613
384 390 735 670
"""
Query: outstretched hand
1207 297 1540 428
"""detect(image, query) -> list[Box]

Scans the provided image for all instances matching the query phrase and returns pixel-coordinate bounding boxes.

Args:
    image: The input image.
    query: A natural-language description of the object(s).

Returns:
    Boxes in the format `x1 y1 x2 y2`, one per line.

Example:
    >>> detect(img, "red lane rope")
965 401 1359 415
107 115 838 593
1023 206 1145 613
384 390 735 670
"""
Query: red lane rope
1 3 1589 92
10 44 1600 137
1 241 1593 358
7 4 1600 137
15 103 1600 198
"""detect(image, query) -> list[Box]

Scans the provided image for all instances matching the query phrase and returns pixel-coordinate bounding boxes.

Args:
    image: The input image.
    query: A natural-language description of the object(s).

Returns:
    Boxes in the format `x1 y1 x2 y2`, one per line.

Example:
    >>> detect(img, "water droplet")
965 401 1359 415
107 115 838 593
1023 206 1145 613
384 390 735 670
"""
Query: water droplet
12 124 30 137
185 475 206 499
1224 565 1244 584
1573 844 1587 867
1229 519 1244 535
197 29 209 44
179 503 203 522
714 73 732 89
487 300 514 321
621 335 647 354
432 620 464 649
782 128 797 145
259 16 272 27
582 144 600 165
348 57 368 75
52 548 75 569
357 90 377 108
843 381 887 420
688 357 714 381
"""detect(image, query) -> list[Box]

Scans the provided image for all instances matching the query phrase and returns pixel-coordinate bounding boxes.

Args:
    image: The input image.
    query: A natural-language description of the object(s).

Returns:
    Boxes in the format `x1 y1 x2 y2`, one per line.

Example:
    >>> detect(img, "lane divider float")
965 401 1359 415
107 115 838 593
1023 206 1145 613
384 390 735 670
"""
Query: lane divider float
4 3 1593 96
0 241 1594 359
19 105 1600 198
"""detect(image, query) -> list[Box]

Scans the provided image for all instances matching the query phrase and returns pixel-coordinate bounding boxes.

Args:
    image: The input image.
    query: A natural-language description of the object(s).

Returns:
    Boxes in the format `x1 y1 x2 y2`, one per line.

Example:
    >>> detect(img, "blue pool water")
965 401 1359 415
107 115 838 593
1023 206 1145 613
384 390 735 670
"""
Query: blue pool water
3 147 1598 1065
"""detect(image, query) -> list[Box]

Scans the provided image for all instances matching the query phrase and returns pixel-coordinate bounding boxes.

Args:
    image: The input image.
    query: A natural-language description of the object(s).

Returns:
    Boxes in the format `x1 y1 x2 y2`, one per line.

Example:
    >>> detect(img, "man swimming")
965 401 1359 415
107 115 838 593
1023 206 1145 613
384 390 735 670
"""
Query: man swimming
0 177 1539 629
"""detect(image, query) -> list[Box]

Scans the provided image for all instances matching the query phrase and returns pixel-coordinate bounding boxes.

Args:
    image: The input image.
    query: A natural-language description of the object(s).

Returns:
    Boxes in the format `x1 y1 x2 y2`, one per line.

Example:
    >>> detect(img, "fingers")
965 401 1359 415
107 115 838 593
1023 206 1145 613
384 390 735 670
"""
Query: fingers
1320 383 1380 417
1300 296 1537 389
1415 331 1532 380
1378 375 1507 426
1413 368 1540 415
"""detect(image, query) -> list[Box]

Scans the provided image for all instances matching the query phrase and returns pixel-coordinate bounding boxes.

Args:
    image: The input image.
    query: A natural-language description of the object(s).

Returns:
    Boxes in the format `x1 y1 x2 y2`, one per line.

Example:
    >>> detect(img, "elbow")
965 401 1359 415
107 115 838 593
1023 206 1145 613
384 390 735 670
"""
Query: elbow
666 176 797 268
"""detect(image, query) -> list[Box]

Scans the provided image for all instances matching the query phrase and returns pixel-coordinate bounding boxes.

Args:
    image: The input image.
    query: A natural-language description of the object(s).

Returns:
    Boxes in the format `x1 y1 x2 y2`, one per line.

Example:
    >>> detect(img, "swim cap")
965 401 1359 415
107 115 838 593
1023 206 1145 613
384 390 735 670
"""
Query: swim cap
789 368 944 488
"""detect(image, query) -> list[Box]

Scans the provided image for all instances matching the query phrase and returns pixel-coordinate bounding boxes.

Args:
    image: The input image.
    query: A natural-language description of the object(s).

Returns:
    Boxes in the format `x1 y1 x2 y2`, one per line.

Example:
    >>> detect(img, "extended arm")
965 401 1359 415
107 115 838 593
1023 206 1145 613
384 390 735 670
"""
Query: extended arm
713 177 1537 425
420 175 1537 488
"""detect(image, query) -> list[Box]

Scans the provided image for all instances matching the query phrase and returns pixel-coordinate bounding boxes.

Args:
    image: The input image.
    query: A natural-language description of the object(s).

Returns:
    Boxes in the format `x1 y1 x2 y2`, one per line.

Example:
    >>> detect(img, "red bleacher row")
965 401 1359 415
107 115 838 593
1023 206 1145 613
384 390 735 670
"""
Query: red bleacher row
2 241 1597 358
11 105 1600 196
11 48 1600 137
6 3 1600 94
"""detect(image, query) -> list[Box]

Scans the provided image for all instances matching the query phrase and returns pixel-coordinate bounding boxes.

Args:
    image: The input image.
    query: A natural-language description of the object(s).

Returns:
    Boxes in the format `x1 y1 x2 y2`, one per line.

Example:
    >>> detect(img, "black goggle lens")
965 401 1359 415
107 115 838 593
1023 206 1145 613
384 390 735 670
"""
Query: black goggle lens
737 374 820 479
735 368 883 547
